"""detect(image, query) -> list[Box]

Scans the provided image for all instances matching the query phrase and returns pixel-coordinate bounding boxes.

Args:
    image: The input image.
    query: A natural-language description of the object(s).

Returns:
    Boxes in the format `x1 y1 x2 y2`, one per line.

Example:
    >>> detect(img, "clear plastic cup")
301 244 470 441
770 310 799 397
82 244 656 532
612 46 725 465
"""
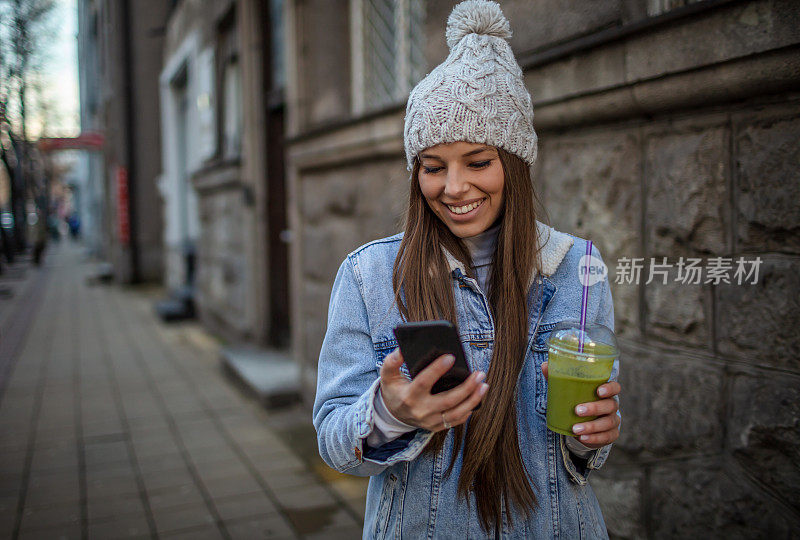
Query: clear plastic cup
545 320 619 436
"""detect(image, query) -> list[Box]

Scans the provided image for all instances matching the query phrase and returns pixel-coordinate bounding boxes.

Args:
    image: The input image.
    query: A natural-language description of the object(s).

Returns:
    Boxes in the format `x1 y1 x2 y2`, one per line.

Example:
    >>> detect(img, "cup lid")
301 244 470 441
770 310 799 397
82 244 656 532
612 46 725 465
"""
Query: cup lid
548 320 619 359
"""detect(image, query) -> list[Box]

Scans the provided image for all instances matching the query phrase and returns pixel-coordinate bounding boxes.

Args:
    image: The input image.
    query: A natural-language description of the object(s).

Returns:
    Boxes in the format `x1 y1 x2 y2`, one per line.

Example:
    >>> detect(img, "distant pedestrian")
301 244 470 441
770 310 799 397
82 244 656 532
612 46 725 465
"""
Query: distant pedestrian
67 213 81 239
32 208 47 266
314 1 622 538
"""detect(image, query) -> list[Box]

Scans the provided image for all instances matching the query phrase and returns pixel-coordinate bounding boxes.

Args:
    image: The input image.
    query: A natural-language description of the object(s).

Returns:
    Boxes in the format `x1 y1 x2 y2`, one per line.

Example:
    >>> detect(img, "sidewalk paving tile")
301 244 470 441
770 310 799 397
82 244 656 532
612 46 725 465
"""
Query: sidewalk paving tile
174 435 228 454
249 452 308 476
135 453 187 475
151 502 217 535
17 500 81 532
84 440 131 469
284 505 359 536
223 514 295 540
160 524 225 539
191 457 251 480
212 491 279 522
0 450 28 476
86 492 147 522
86 513 151 539
273 483 337 511
31 430 78 450
26 469 80 494
29 445 79 474
18 522 82 539
0 474 23 498
254 468 318 491
81 418 126 438
201 472 264 500
140 467 195 492
303 524 364 540
24 483 82 507
184 445 241 465
145 484 206 511
86 471 141 499
131 440 183 461
84 460 137 481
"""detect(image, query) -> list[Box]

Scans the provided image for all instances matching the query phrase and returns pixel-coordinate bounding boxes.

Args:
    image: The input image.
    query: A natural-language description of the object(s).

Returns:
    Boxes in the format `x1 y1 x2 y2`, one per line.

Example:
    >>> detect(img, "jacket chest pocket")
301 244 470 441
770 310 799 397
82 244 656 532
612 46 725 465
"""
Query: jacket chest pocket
529 323 555 415
374 342 411 380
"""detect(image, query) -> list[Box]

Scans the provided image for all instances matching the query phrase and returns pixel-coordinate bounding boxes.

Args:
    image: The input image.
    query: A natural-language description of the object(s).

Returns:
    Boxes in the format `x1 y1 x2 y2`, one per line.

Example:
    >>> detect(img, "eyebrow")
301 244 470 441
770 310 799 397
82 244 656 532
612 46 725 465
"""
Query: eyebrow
419 146 494 160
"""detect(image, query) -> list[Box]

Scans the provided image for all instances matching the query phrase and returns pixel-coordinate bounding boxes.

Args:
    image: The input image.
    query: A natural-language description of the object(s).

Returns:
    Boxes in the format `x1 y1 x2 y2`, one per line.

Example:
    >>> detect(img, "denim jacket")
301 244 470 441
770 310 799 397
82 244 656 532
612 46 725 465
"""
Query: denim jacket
313 222 618 539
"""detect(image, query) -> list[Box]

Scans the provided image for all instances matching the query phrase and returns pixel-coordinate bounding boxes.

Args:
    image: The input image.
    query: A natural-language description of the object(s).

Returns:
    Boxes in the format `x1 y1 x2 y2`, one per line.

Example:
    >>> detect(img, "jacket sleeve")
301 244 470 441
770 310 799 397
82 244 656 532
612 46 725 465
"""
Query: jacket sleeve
561 245 619 483
584 253 618 472
312 255 434 477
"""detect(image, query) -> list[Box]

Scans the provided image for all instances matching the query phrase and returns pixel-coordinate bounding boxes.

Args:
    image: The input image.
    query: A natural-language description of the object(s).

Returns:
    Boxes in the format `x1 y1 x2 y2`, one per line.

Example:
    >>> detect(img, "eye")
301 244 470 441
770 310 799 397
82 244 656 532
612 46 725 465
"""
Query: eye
422 165 443 174
469 160 491 169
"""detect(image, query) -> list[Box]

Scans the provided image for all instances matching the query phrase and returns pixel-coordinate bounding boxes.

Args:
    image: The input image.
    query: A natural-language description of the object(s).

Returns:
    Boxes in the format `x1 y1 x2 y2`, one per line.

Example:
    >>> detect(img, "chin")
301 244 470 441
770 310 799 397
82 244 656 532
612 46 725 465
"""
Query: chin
449 222 485 238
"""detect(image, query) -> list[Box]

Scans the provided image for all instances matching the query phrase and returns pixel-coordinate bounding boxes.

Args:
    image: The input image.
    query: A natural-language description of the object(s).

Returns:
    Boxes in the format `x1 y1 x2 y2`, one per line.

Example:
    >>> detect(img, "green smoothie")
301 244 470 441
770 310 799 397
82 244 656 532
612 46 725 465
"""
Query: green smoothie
545 336 617 437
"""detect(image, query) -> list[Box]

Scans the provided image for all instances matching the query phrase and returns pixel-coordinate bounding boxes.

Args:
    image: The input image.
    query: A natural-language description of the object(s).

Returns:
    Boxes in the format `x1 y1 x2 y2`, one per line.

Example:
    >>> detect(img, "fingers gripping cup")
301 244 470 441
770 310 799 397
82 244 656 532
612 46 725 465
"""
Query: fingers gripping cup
545 321 619 436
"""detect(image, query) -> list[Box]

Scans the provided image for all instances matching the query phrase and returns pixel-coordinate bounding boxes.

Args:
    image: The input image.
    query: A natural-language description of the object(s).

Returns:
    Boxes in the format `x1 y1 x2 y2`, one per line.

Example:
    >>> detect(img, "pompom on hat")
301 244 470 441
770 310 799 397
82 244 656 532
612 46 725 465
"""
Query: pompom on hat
403 0 537 171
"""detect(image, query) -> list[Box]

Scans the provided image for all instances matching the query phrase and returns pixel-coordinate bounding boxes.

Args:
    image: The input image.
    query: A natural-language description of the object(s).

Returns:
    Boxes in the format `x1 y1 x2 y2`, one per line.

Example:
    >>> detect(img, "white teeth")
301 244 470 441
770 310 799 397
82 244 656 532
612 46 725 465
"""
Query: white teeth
447 199 484 215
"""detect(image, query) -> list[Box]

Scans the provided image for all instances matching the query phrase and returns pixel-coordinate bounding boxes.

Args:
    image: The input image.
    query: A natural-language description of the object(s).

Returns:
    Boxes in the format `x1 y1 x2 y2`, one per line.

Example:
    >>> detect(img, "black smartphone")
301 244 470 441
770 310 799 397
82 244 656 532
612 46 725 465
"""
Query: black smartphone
393 320 472 394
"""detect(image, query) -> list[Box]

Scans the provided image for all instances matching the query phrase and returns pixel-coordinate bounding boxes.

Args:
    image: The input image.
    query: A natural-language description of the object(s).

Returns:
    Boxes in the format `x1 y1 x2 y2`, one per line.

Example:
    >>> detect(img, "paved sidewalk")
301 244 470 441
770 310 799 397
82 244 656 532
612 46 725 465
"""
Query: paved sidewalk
0 242 368 539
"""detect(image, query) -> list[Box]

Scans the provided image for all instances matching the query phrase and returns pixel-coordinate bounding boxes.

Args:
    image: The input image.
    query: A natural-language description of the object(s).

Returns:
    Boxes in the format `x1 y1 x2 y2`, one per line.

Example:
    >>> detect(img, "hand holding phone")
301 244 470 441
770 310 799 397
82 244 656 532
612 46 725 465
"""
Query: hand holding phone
378 345 488 432
393 321 472 393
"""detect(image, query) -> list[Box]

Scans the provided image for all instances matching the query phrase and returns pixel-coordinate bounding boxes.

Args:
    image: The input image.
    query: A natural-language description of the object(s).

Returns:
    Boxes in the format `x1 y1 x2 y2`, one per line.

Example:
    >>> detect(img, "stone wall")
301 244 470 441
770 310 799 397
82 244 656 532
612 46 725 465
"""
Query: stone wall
293 155 409 391
195 177 252 341
542 96 800 537
524 3 800 530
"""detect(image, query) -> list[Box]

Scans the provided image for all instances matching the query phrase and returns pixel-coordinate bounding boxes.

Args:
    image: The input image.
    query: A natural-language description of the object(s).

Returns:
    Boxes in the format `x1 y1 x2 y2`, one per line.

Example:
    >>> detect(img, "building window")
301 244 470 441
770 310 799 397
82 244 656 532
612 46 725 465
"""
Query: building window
216 8 241 160
270 0 286 91
351 0 425 114
222 59 242 159
646 0 704 17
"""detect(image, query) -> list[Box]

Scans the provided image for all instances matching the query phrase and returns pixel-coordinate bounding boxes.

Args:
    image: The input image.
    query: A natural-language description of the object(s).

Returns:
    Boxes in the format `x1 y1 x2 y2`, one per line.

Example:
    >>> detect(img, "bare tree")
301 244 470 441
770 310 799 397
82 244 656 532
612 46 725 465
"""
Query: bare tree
0 0 56 250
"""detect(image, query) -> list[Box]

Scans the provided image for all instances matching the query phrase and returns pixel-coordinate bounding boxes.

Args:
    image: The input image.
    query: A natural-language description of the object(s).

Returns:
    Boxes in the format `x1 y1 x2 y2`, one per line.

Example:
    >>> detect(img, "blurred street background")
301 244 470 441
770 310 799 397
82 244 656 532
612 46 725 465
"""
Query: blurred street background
0 0 798 538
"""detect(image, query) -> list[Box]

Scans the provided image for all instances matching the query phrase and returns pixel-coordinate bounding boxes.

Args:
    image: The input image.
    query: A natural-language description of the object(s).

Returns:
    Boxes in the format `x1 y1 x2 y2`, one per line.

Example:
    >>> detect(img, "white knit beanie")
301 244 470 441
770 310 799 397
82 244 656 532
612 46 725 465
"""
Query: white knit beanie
403 0 537 171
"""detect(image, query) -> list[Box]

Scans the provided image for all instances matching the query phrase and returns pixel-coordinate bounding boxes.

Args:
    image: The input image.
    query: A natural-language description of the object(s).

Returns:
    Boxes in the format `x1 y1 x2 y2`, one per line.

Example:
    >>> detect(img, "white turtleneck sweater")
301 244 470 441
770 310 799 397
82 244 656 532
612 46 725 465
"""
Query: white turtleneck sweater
367 224 593 458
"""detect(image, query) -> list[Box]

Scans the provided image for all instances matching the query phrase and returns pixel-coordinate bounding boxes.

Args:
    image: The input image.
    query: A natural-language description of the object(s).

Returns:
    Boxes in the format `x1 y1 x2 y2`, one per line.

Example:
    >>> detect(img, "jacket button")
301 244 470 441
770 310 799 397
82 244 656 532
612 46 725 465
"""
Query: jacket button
354 447 362 460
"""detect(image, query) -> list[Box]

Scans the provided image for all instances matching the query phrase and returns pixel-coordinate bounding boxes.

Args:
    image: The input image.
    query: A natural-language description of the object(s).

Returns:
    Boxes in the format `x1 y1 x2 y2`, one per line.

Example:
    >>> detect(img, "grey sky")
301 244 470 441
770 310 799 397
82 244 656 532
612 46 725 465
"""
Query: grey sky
29 0 79 138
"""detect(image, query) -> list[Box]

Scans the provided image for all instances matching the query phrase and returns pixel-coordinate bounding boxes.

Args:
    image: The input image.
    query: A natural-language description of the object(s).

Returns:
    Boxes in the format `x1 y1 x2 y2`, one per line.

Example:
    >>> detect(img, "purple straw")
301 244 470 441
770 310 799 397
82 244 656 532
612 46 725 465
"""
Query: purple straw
578 240 593 353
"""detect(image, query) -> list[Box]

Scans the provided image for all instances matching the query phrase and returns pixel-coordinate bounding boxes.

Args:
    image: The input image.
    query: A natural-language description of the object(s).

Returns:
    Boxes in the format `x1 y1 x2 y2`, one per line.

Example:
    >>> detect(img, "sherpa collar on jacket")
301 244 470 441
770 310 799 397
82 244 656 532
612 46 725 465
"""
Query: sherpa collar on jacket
442 220 575 284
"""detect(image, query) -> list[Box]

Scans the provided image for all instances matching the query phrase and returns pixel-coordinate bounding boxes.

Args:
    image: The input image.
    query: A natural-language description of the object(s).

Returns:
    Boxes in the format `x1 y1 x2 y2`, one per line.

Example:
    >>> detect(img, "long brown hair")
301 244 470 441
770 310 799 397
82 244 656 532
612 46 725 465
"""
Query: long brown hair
392 147 543 533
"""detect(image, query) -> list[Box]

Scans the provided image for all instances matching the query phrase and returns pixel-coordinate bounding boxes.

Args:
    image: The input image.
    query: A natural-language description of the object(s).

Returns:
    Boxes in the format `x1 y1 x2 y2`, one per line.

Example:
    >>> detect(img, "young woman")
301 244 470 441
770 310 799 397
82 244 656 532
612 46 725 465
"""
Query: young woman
313 1 622 538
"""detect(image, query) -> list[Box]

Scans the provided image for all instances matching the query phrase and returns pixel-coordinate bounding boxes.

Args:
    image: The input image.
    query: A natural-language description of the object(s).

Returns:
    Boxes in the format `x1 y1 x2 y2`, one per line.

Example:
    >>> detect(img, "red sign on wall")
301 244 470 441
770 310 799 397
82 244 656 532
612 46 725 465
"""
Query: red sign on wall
38 132 105 152
116 166 130 246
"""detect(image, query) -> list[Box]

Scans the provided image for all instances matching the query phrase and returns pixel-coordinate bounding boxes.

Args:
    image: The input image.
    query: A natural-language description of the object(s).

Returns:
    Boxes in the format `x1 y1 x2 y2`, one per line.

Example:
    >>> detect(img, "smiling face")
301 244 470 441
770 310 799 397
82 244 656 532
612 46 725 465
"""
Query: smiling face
417 142 505 239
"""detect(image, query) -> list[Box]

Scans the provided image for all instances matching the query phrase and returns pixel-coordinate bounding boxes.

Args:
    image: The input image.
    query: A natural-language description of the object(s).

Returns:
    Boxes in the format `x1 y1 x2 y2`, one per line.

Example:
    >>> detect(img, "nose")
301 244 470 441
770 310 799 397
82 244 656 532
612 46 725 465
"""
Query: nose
443 168 470 200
